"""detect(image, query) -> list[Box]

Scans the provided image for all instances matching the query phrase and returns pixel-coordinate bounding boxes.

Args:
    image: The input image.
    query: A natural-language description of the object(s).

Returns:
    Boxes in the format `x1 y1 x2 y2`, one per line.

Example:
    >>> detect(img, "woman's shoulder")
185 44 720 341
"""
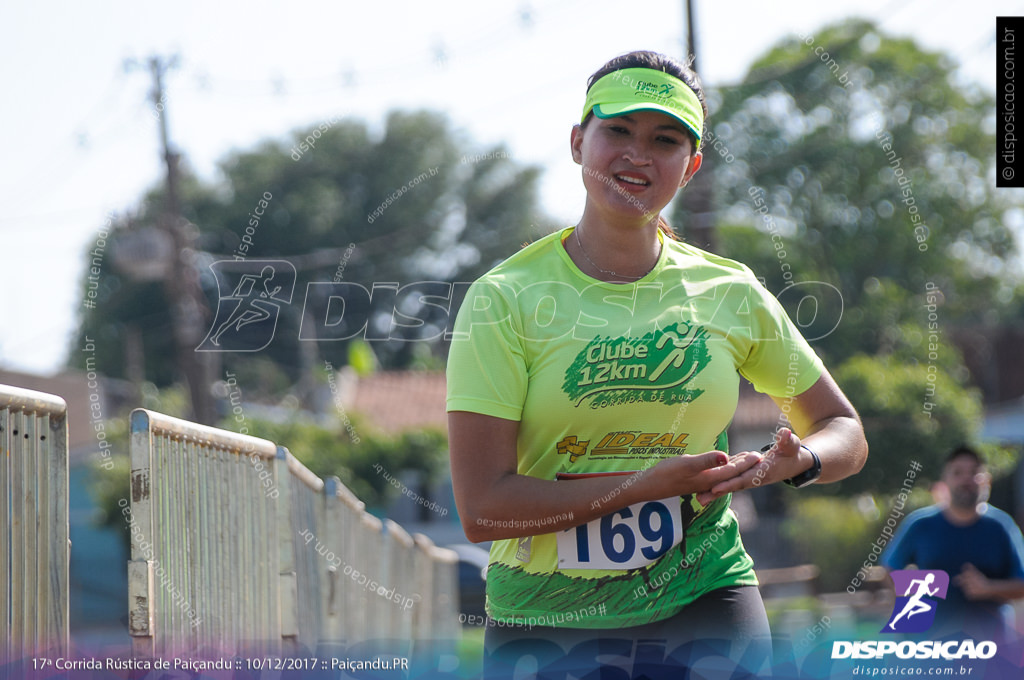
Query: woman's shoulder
662 237 760 283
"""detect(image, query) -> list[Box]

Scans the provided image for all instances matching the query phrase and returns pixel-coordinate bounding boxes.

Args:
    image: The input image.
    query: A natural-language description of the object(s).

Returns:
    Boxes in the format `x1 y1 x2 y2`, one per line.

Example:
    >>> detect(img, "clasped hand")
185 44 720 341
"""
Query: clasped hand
645 428 808 505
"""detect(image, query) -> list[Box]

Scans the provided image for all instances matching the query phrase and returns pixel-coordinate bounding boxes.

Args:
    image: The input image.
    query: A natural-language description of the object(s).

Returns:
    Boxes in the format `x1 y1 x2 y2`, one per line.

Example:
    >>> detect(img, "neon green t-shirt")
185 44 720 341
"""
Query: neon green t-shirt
446 226 824 628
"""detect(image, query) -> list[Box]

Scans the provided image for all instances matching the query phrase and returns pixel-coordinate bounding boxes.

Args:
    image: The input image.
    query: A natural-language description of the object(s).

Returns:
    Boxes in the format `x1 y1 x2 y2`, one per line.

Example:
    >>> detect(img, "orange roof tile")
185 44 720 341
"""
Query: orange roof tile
349 371 448 434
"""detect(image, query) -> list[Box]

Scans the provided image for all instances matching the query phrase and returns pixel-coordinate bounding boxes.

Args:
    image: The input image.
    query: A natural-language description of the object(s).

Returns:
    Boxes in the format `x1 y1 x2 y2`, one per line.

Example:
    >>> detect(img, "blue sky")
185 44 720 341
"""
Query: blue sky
0 0 1012 375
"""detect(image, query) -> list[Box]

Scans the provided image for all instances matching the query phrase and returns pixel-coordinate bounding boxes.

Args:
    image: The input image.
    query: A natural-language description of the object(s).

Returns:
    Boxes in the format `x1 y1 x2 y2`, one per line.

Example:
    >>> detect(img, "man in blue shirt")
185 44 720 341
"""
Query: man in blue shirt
882 446 1024 641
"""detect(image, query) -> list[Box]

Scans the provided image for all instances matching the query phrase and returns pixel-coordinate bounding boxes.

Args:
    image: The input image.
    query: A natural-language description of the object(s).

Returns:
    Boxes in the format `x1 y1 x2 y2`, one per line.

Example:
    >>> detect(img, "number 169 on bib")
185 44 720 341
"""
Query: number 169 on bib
557 498 683 570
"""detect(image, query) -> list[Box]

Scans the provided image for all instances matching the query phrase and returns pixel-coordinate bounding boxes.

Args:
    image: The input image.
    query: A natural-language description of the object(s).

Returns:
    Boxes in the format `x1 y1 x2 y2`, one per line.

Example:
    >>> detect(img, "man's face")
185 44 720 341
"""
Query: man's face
941 455 989 509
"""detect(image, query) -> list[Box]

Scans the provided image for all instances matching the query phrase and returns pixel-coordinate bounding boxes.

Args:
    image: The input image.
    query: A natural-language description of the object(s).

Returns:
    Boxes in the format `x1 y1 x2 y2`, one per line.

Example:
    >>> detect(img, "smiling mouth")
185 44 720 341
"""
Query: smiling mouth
615 174 650 187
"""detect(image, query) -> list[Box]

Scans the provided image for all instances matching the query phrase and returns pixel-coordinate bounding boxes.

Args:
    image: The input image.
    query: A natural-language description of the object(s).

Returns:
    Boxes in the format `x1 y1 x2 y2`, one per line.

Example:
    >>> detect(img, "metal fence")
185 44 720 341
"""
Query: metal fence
1 384 69 663
128 408 459 658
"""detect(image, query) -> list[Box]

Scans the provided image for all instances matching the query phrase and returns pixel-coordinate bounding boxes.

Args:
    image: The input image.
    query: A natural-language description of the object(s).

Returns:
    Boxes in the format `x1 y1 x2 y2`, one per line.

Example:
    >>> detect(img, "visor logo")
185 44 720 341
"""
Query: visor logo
635 81 675 98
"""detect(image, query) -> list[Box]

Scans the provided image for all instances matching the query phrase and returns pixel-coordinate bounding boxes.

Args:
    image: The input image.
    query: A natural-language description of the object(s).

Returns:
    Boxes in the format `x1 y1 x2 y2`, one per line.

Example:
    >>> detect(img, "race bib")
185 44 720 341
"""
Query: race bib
556 497 683 570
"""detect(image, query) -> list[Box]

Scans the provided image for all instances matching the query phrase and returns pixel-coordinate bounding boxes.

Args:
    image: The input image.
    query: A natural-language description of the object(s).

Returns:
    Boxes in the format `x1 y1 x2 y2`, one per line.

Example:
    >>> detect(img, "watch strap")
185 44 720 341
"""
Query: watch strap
784 445 821 488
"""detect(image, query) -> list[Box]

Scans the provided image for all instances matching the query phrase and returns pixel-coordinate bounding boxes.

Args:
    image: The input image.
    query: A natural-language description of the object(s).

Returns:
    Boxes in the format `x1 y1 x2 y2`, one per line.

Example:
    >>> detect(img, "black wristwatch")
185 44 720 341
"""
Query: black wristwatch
784 445 822 488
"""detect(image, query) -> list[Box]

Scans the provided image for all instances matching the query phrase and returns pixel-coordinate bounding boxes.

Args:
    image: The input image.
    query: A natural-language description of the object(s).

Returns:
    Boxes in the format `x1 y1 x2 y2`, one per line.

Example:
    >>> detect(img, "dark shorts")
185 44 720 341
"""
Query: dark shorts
484 585 772 679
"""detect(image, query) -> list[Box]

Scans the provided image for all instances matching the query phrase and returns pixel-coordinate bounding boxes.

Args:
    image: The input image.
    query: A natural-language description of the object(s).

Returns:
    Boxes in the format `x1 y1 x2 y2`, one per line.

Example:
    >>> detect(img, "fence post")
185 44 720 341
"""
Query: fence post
412 534 437 641
324 477 365 645
274 446 299 653
127 409 157 659
358 512 385 639
383 519 416 644
0 385 69 665
429 545 460 643
321 477 342 644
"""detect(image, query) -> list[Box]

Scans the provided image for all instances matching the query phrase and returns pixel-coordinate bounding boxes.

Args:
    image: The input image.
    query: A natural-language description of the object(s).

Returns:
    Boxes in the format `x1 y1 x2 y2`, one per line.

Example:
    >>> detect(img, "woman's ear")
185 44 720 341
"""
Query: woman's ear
680 151 703 187
570 124 584 165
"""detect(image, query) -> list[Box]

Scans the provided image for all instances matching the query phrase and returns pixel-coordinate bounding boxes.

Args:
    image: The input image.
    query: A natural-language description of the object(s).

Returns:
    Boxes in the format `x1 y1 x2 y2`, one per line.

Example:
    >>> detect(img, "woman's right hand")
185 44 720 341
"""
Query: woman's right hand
642 451 764 501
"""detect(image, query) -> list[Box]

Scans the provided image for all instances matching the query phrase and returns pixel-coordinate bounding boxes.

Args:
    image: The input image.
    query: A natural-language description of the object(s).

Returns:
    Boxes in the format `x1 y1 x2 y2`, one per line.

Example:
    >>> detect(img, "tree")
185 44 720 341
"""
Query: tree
240 414 449 513
831 354 981 496
679 21 1023 495
676 20 1021 364
69 111 555 396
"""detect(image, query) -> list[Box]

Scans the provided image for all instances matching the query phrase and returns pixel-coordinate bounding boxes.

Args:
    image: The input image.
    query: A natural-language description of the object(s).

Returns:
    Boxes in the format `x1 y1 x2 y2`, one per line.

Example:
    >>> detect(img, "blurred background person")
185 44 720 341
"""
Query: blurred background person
882 446 1024 641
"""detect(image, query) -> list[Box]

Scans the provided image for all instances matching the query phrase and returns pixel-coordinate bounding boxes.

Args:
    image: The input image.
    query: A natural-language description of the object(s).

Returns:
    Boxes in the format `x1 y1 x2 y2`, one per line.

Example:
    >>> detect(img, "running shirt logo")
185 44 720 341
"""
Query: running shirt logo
556 432 690 466
562 322 711 408
883 570 949 633
556 435 590 463
515 536 532 563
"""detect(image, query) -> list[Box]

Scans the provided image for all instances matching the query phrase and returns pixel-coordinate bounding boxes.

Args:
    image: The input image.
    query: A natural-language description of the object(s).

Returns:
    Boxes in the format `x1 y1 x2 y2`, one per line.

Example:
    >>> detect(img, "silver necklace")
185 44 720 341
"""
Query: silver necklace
573 226 659 281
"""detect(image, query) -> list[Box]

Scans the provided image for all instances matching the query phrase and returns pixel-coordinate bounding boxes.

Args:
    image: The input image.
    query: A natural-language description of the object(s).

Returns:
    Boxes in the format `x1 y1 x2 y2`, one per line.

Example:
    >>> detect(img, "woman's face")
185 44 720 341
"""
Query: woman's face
571 109 702 224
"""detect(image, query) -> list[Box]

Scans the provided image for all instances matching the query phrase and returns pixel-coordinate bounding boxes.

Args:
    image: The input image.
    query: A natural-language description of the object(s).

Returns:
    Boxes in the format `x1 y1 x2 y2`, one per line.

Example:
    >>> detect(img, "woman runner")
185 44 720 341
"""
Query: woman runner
446 50 868 678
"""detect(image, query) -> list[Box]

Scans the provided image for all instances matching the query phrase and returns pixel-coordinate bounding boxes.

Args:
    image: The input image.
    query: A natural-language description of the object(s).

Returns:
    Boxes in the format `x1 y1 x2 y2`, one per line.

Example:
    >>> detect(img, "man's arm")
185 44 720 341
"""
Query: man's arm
956 563 1024 602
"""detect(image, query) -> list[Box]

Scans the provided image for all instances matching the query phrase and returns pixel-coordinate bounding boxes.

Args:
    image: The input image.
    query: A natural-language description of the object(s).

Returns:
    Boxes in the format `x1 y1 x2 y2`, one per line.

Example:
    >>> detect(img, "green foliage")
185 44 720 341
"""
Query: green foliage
347 339 379 377
781 495 878 592
86 415 132 551
782 486 937 593
240 414 449 510
832 354 987 495
687 21 1024 505
456 626 485 679
783 496 875 592
68 110 555 383
137 382 192 418
89 453 132 549
682 20 1022 365
763 595 827 634
87 415 131 522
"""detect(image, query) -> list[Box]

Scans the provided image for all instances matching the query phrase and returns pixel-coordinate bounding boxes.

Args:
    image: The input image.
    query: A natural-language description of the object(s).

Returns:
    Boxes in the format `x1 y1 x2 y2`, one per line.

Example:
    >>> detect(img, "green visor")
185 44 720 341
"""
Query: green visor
581 67 703 146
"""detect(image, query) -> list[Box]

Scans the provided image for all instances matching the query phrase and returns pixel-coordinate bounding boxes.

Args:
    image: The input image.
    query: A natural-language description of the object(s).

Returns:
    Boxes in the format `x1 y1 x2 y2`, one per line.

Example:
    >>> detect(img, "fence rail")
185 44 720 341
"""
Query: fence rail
0 384 69 663
128 408 459 658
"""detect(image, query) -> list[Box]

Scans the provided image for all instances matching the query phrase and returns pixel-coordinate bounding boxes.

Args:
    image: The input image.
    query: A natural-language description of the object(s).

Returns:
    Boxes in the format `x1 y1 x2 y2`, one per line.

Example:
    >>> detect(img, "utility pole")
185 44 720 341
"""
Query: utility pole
127 55 218 424
686 0 699 74
678 0 718 253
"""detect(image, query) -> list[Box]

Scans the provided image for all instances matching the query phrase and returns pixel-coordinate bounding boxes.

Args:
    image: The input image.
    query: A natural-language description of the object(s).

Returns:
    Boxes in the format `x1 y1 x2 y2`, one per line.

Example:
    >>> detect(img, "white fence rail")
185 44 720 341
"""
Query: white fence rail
128 408 459 658
1 384 69 664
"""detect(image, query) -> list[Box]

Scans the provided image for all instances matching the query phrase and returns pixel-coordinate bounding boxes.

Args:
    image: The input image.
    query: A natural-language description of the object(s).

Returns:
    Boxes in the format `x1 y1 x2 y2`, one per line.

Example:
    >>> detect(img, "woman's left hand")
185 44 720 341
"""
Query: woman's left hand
694 427 811 505
694 372 869 505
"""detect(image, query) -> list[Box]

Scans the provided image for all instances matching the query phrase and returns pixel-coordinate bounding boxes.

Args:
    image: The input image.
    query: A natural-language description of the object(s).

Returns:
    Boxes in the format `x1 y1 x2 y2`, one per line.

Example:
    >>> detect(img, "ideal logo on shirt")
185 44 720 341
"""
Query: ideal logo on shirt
556 435 590 462
562 322 711 409
556 432 690 465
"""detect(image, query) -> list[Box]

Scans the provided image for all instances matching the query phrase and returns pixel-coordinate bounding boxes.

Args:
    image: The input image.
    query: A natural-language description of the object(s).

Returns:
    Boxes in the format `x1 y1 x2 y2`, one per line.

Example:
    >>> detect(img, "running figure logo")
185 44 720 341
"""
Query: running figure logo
197 260 296 352
883 570 949 634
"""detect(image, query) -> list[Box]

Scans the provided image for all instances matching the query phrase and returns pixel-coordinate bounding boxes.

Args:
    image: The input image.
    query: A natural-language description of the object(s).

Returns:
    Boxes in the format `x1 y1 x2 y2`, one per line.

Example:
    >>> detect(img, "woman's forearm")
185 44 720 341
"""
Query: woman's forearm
460 470 655 542
802 414 868 484
449 411 764 542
